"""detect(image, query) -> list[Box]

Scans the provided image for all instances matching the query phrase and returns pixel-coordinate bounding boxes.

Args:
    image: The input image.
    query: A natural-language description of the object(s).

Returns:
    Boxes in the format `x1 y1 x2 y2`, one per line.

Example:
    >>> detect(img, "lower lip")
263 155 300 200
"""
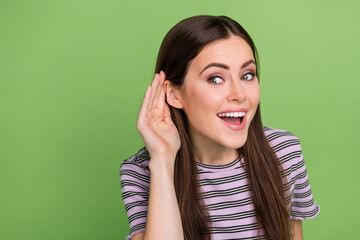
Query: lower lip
218 115 246 130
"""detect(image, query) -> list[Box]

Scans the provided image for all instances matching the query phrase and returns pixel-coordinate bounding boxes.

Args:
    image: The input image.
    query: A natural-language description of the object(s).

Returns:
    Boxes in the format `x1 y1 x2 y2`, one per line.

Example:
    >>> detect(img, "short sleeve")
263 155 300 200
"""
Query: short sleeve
264 126 320 220
288 151 320 220
120 148 150 240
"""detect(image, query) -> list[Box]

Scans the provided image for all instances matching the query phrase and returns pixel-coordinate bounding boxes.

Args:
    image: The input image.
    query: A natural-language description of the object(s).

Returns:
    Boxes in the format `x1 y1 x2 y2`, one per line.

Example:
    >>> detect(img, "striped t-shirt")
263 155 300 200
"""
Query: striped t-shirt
120 126 320 240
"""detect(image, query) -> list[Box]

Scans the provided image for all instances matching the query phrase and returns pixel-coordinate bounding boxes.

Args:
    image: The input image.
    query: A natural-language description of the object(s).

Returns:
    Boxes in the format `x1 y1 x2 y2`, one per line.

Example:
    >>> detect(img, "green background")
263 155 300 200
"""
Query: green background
1 0 359 239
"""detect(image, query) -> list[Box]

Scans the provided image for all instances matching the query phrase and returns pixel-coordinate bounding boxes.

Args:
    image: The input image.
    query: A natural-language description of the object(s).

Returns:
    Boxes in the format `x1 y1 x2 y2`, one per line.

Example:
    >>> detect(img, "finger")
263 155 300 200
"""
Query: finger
149 71 164 115
154 71 166 113
163 101 173 125
152 71 164 110
148 73 160 111
137 86 152 125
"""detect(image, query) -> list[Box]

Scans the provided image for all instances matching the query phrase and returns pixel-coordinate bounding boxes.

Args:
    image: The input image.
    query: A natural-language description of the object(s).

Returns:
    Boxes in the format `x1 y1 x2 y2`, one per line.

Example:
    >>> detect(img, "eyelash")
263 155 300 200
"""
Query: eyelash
207 72 256 84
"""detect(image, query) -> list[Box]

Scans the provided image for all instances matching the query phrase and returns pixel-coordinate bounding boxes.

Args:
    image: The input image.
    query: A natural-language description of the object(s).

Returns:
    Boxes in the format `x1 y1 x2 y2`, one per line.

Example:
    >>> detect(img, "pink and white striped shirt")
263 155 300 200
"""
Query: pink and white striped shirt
120 126 320 239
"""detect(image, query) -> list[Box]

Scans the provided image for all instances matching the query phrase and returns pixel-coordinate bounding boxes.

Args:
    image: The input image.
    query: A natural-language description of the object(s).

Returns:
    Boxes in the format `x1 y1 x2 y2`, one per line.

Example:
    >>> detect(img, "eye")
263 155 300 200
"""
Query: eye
241 72 256 81
207 75 224 84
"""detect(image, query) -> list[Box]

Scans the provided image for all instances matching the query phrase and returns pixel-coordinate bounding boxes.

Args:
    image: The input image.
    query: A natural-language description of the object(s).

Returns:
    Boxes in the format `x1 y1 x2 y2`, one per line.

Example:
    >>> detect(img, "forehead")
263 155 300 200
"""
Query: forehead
190 35 254 69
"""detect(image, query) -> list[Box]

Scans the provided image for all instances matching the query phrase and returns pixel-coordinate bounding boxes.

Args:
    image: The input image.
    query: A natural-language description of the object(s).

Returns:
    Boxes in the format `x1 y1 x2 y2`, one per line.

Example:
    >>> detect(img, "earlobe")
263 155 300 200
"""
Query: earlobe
164 80 184 109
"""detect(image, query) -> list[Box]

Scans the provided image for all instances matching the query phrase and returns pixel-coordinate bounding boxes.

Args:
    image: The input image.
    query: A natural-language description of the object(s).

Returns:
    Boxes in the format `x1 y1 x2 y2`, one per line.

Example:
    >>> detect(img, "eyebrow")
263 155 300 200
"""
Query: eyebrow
199 59 256 75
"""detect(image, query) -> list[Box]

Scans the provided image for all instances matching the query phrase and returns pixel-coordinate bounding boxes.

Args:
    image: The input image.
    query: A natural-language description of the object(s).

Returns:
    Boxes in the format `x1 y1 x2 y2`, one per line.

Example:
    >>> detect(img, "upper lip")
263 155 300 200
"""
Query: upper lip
217 108 248 115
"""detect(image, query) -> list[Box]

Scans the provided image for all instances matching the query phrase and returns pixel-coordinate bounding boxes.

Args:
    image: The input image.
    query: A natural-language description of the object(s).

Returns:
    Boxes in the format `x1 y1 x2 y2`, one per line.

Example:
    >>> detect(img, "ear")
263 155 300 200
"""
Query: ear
164 80 184 109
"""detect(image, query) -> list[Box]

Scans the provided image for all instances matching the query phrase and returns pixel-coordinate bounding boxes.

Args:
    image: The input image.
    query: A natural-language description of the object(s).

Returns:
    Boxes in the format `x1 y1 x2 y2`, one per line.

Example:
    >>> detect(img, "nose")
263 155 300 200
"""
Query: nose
226 78 247 102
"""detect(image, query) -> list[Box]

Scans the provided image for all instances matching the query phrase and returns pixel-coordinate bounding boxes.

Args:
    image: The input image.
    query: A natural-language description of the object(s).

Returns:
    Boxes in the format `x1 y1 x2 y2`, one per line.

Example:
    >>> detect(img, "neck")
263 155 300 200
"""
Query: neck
191 136 239 166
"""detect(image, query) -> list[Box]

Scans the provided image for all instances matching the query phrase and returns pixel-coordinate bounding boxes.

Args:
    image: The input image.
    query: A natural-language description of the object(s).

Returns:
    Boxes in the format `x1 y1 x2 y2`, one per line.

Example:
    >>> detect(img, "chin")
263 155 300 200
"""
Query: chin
226 137 248 149
234 141 247 149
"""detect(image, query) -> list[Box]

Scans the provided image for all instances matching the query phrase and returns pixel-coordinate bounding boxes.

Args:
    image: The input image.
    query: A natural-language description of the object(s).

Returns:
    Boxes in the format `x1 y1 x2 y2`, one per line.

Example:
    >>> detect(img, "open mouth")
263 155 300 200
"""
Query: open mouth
217 111 246 125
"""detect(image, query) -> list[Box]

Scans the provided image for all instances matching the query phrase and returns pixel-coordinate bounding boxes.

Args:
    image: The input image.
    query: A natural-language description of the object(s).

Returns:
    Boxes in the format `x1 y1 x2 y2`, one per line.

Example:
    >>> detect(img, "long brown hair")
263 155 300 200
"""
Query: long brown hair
155 15 291 240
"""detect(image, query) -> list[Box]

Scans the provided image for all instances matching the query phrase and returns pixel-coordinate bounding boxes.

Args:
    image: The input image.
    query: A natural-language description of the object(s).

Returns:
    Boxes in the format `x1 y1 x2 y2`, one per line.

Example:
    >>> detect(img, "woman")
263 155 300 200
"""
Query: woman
120 15 320 240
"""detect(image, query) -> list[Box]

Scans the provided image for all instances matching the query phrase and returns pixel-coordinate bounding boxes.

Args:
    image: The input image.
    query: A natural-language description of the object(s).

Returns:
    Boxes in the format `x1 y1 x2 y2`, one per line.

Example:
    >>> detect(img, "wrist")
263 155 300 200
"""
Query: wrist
148 155 176 175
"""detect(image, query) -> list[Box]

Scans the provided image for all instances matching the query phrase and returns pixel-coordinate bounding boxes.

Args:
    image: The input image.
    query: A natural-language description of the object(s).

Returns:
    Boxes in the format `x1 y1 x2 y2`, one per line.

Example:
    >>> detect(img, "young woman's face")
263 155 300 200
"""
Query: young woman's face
170 35 260 152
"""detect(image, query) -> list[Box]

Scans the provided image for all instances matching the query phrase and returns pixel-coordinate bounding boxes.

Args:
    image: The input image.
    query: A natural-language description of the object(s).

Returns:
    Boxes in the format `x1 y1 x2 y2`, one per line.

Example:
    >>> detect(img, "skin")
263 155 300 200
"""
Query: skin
133 35 303 239
165 34 259 166
136 71 183 240
292 219 304 240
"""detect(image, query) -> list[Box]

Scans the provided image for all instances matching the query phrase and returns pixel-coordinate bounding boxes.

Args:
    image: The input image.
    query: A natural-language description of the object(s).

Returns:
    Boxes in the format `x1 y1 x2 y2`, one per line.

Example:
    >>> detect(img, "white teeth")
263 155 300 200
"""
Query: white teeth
217 112 246 117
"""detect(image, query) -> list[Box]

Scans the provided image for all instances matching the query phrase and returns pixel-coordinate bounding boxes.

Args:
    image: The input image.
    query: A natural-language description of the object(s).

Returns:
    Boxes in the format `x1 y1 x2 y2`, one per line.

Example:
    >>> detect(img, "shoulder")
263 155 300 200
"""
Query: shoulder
120 146 150 203
264 127 321 220
120 147 150 239
263 126 303 164
263 126 300 145
120 146 150 174
120 146 150 191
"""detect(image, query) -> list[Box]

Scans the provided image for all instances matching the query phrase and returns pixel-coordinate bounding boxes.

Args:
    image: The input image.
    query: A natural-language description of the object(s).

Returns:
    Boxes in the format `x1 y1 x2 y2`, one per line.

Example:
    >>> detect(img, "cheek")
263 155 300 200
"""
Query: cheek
254 90 260 105
185 88 223 118
248 85 260 105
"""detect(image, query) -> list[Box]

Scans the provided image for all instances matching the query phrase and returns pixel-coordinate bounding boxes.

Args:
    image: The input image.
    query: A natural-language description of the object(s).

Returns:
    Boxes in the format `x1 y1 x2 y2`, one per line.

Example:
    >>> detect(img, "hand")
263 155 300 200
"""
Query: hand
136 71 181 163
